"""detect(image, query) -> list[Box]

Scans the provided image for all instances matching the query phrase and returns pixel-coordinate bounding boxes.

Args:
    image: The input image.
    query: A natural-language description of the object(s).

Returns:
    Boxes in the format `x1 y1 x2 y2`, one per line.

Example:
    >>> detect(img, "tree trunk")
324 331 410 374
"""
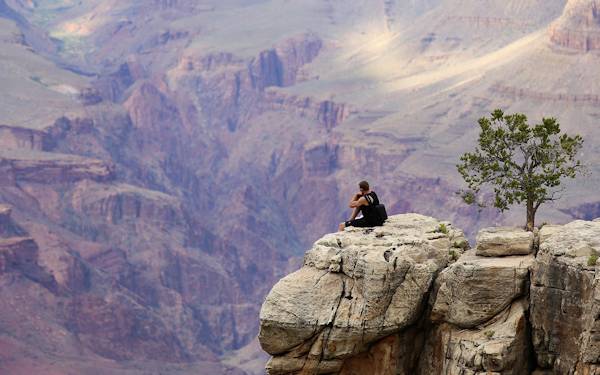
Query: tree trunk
526 199 535 231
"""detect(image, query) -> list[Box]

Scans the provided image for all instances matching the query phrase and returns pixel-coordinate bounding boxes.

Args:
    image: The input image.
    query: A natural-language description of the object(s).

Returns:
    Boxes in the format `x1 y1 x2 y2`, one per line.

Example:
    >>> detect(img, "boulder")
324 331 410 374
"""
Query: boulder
259 214 466 374
475 227 534 257
431 250 533 328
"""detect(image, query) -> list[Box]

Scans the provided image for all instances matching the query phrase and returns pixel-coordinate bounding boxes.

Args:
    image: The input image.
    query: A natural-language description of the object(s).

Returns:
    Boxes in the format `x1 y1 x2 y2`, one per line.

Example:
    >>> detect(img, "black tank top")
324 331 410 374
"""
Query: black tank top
361 192 382 225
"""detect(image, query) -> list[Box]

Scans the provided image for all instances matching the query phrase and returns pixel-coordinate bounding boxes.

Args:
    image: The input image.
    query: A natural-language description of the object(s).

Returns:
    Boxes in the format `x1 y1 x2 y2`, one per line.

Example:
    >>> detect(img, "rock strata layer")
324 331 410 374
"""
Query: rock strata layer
260 214 600 375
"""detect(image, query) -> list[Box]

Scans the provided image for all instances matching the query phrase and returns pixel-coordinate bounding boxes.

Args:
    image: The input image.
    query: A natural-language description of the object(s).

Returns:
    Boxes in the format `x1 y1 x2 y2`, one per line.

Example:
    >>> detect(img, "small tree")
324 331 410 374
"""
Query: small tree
457 109 584 231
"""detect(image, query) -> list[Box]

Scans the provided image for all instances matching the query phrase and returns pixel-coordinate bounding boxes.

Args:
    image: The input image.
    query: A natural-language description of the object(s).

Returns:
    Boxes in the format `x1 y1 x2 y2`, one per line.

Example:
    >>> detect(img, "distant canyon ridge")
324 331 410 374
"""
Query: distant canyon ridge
0 0 600 374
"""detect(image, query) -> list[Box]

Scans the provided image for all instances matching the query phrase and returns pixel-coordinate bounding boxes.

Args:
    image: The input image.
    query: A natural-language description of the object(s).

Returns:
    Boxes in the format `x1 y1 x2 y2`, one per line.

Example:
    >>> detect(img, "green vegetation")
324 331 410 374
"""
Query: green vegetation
484 330 495 339
588 250 598 267
436 223 449 234
457 109 585 231
448 249 459 261
452 239 469 251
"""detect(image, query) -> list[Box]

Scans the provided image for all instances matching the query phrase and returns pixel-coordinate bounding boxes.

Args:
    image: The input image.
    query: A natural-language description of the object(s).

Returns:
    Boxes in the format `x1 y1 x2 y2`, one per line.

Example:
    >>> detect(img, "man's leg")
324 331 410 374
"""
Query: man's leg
339 207 361 231
349 207 361 221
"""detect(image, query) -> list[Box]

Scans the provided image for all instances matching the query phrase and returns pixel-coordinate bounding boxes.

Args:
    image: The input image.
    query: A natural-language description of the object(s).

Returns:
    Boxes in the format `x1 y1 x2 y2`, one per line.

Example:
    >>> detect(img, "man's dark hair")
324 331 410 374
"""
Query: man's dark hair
359 181 369 190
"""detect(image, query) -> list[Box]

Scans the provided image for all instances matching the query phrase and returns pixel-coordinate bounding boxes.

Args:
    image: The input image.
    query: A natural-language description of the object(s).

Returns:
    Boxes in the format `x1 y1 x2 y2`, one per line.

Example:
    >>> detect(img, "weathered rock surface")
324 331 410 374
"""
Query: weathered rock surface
261 218 600 375
0 237 37 273
0 149 114 183
0 124 46 151
70 180 184 227
0 204 26 238
530 220 600 374
0 228 56 290
259 214 466 374
475 227 534 257
252 33 323 88
431 251 533 328
420 299 531 375
549 0 600 51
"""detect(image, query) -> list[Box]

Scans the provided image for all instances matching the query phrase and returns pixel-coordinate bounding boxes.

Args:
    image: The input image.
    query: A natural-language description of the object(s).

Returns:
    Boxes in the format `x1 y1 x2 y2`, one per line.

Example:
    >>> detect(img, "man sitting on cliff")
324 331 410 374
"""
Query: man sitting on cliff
338 180 385 231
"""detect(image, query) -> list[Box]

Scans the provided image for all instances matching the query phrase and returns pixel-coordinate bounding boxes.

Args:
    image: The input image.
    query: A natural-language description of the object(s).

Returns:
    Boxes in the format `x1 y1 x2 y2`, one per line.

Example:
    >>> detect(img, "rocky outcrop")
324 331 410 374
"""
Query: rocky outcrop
0 236 55 289
0 237 37 273
0 124 46 151
70 181 184 227
530 221 600 374
260 215 600 375
168 33 333 136
94 62 138 102
259 214 466 374
0 204 25 237
263 91 349 130
0 206 56 289
250 33 322 89
0 150 114 183
549 0 600 52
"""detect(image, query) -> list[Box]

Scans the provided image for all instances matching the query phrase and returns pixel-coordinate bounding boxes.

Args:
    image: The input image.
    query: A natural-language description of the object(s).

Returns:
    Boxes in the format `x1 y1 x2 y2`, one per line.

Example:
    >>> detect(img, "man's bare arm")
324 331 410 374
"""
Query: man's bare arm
348 193 361 207
349 196 367 208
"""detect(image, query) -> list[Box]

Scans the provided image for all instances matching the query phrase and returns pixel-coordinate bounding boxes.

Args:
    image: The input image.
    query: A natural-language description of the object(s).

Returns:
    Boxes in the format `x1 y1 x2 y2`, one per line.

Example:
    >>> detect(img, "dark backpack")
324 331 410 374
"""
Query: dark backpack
365 192 388 224
375 204 388 222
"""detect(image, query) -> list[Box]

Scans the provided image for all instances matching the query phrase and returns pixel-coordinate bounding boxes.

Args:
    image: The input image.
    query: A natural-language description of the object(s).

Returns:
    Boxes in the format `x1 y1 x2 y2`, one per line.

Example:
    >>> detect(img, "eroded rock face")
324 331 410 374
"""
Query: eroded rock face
0 225 56 290
0 204 25 238
530 220 600 374
420 299 531 375
549 0 600 51
1 150 114 183
259 214 466 374
0 125 46 151
70 180 184 227
431 251 533 328
251 33 322 88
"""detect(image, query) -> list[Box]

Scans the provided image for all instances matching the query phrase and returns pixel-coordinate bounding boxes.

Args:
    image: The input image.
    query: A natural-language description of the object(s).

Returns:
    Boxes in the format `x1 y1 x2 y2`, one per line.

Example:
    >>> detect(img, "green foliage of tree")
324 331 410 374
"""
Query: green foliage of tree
457 109 585 231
